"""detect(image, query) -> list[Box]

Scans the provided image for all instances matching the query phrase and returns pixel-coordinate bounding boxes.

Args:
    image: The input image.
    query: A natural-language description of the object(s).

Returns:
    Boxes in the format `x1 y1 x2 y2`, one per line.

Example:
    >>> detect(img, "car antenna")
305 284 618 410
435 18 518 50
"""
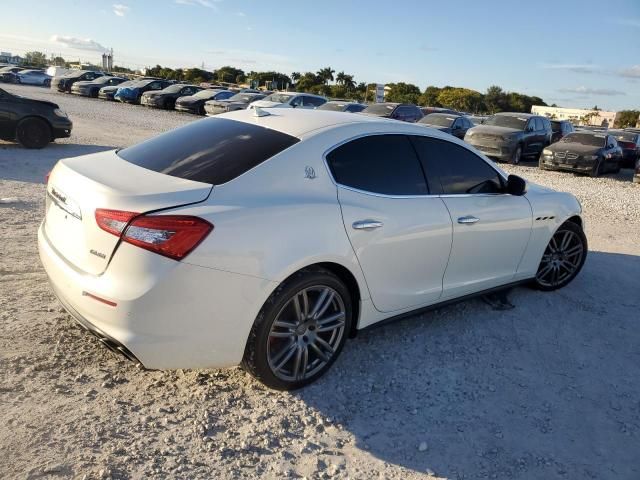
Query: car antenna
253 107 271 117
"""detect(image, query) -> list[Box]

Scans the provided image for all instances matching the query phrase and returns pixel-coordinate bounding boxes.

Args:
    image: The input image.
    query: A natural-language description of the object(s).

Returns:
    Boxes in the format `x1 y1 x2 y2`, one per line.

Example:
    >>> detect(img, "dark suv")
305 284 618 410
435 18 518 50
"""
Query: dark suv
464 113 552 164
550 120 574 143
362 103 423 122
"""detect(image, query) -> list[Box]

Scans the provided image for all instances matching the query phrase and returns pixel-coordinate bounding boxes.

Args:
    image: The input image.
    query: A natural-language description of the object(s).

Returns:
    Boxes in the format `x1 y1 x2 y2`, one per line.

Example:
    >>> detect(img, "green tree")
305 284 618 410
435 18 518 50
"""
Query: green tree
484 85 507 113
385 82 421 104
615 110 640 128
316 66 335 85
419 86 442 106
24 51 47 67
291 72 301 83
437 87 484 112
213 66 245 83
51 56 66 67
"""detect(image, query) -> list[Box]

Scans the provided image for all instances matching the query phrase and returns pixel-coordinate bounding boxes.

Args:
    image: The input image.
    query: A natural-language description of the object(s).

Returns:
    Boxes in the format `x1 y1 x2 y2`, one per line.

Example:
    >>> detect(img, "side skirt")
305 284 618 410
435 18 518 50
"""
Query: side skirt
360 279 533 332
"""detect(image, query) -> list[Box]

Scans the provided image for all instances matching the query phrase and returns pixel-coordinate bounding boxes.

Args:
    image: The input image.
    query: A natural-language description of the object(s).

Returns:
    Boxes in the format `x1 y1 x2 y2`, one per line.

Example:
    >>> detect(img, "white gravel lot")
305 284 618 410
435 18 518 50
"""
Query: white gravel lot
1 83 639 480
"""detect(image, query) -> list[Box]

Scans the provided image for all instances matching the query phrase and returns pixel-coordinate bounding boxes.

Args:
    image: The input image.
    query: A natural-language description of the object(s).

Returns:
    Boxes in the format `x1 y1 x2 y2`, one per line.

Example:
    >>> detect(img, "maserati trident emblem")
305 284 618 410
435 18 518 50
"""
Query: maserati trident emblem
304 166 316 179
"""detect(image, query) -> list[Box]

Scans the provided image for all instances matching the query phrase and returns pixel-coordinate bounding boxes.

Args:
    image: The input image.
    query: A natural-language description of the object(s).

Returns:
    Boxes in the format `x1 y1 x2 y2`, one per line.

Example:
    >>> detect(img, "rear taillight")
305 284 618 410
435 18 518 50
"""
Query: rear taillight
45 170 51 184
95 209 212 260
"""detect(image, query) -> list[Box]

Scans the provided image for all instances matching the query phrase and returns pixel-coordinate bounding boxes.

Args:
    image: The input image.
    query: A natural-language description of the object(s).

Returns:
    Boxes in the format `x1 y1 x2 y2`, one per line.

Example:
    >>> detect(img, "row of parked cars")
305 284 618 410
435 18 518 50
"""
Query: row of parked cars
5 66 640 182
0 65 53 86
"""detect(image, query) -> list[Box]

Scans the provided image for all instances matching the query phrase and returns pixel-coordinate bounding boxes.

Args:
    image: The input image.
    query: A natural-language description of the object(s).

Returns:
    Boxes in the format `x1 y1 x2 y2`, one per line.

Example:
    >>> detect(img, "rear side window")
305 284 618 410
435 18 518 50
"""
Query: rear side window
327 135 428 195
411 136 503 195
117 118 299 185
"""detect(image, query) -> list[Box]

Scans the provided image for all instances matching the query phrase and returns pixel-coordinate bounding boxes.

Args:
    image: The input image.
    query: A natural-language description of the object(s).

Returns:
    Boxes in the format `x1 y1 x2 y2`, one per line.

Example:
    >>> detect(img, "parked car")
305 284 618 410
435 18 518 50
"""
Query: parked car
362 103 423 122
317 101 367 113
249 92 327 110
114 79 173 104
550 120 574 144
540 131 622 177
99 79 148 101
0 87 72 148
635 158 640 184
140 84 202 109
0 66 23 83
175 89 235 115
609 129 640 168
465 113 552 164
52 70 104 93
16 69 52 87
204 92 266 116
71 76 126 98
421 106 460 116
418 113 474 139
37 108 586 390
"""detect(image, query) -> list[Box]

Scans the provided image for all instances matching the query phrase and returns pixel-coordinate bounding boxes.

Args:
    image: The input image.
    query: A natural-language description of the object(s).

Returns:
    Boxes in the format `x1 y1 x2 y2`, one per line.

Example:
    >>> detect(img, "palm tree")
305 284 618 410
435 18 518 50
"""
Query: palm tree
317 67 335 85
291 72 301 83
336 71 346 85
342 74 355 92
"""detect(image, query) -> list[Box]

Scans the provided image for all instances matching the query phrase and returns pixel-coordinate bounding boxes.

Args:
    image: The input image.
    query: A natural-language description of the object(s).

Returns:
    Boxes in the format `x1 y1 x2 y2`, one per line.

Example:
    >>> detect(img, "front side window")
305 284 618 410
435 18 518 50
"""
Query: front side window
411 136 503 195
303 96 326 107
327 135 428 195
117 118 299 185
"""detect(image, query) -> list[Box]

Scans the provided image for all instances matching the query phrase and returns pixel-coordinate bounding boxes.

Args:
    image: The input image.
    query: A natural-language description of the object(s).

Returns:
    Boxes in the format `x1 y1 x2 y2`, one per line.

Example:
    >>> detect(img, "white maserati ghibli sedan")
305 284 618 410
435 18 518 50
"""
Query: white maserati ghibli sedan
38 108 586 390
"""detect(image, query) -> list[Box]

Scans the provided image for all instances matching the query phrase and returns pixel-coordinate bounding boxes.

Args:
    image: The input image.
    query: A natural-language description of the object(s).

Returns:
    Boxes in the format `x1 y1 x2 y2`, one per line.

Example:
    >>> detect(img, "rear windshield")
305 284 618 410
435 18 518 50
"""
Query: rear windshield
612 131 637 143
483 115 528 129
560 133 605 147
117 118 299 185
419 114 457 127
363 104 396 116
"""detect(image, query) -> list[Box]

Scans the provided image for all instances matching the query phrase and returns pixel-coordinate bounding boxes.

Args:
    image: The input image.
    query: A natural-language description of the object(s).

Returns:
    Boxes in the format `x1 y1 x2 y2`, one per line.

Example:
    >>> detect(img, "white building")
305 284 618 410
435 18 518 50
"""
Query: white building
531 106 618 127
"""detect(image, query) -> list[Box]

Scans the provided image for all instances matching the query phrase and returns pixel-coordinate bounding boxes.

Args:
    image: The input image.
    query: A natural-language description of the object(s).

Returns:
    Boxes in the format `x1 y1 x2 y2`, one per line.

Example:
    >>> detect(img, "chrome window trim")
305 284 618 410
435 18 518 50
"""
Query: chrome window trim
321 131 509 199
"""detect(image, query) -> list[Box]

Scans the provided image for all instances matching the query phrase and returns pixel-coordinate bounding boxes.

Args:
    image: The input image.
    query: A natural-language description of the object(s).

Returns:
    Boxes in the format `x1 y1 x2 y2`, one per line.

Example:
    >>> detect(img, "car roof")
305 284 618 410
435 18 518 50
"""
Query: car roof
425 112 462 118
222 108 406 138
495 112 535 118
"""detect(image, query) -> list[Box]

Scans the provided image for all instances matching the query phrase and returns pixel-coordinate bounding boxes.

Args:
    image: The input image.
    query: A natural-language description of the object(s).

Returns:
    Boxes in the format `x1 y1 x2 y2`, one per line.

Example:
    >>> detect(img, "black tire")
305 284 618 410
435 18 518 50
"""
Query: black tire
531 221 587 291
43 79 51 88
16 117 51 149
510 145 522 165
242 268 352 390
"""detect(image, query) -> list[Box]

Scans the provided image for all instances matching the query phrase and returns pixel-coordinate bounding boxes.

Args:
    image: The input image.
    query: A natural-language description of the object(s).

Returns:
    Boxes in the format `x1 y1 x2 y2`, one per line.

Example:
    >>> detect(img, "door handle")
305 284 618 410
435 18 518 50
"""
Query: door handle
457 215 479 225
352 220 383 230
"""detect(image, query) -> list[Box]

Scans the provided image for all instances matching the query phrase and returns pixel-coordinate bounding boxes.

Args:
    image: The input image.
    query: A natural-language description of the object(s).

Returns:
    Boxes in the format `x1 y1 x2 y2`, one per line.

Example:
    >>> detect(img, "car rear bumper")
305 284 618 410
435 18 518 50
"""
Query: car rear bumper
38 221 276 369
175 104 201 114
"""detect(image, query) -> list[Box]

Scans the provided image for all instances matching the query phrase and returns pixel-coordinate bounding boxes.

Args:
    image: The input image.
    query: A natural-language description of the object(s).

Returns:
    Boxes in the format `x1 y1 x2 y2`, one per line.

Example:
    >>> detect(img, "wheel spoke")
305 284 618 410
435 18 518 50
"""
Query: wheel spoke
560 231 573 251
316 312 346 333
292 345 303 380
293 290 309 322
565 244 583 257
269 331 296 339
558 260 575 274
549 236 559 253
272 342 297 371
537 263 554 280
309 341 331 362
310 288 334 320
273 320 296 331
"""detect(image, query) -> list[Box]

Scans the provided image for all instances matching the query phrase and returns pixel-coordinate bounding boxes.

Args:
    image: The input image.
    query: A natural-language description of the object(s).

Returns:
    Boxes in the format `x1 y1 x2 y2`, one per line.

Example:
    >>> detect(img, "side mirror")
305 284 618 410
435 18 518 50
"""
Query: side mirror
506 174 527 196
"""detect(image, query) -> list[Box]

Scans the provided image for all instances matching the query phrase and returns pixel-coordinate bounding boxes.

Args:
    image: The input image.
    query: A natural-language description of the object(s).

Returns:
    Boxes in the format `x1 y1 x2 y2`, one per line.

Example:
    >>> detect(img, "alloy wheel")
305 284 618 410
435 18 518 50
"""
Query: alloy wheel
536 228 585 288
267 286 346 382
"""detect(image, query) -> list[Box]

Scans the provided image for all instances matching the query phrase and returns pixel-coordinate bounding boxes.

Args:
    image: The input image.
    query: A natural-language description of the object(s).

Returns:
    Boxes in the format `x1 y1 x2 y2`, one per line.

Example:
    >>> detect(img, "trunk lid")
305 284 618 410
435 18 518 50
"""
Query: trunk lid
44 150 212 275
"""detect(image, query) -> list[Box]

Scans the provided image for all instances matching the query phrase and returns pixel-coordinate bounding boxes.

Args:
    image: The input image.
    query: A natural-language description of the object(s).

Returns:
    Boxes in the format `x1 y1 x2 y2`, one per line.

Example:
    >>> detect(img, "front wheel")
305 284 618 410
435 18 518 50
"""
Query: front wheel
242 268 352 390
531 221 587 291
590 158 603 177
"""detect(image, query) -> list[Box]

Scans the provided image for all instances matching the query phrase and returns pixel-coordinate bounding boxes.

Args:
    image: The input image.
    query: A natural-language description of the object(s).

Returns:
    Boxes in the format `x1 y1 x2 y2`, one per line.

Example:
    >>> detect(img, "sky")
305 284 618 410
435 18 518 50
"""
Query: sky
1 0 639 111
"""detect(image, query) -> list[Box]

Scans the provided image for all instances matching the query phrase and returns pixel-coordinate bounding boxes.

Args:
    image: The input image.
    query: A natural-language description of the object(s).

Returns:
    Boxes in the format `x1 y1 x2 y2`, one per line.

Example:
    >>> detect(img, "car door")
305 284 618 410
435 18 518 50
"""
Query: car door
0 90 14 138
328 134 453 313
411 135 532 298
523 118 537 155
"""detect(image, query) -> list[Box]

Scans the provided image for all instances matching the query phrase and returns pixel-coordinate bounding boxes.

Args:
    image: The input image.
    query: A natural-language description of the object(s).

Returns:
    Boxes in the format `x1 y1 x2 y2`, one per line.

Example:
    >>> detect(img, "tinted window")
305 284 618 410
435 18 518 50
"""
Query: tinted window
303 96 326 107
484 115 528 130
411 136 503 195
117 118 299 185
327 135 428 195
346 104 366 113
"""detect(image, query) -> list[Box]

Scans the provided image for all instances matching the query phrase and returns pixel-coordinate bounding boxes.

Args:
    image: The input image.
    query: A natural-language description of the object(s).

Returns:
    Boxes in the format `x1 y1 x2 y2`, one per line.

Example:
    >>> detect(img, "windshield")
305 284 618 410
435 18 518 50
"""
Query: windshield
194 89 221 99
229 93 257 102
93 76 116 84
420 114 457 127
363 104 396 116
483 115 528 129
560 133 606 147
162 84 187 93
318 102 348 111
612 131 637 143
263 93 295 103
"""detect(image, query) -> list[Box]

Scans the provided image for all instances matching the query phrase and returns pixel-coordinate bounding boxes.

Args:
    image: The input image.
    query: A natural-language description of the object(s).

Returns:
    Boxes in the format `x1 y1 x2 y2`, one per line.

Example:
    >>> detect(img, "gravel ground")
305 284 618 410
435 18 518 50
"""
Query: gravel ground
1 84 640 480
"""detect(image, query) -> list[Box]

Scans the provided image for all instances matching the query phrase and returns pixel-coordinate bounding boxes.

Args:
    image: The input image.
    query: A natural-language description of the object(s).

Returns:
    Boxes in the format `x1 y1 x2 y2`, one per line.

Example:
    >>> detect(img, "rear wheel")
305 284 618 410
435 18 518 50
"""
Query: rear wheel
531 221 587 291
16 118 51 149
43 79 51 88
242 268 352 390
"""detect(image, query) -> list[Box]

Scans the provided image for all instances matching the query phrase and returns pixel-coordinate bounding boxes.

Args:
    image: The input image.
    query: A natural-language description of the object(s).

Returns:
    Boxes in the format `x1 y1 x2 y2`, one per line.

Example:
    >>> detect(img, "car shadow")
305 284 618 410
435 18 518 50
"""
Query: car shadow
293 251 640 478
0 142 113 184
